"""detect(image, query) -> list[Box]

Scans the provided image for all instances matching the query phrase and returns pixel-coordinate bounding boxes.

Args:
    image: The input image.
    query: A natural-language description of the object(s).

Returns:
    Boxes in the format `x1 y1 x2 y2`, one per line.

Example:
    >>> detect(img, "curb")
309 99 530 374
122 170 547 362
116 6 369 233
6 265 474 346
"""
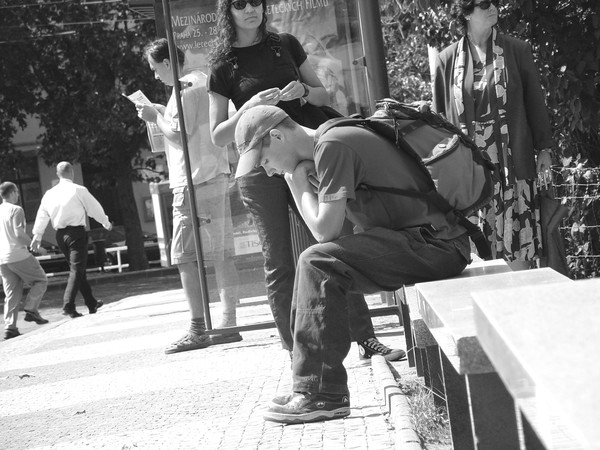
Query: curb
371 355 423 450
45 266 179 292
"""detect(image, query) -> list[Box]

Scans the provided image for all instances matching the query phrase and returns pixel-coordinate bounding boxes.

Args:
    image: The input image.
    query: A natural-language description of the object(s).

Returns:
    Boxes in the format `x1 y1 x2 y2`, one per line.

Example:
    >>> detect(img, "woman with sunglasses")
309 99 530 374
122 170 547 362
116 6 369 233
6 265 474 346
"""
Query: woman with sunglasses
432 0 555 270
207 0 405 364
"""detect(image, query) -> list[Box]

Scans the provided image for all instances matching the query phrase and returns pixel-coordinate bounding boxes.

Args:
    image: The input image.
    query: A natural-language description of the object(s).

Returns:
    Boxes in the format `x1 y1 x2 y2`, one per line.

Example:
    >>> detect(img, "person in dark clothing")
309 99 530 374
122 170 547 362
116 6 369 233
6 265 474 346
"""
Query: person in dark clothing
207 0 404 362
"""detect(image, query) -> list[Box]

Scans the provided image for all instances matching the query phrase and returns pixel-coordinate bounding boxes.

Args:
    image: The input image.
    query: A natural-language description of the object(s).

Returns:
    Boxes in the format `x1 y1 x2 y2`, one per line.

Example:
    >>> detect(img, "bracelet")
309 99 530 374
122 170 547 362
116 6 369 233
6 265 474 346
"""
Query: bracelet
301 82 310 98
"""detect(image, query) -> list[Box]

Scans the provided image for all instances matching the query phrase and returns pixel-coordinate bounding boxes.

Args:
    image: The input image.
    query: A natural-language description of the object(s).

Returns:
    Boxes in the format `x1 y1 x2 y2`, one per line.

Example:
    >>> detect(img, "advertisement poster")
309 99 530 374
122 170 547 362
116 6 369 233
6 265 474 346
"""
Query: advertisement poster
159 0 369 115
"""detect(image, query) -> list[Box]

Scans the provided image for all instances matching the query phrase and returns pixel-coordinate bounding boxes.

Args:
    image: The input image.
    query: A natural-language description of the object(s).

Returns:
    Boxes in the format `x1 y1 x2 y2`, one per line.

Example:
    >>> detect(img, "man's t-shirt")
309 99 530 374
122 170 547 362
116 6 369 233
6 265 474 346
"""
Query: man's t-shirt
0 202 30 264
164 71 229 189
314 126 467 241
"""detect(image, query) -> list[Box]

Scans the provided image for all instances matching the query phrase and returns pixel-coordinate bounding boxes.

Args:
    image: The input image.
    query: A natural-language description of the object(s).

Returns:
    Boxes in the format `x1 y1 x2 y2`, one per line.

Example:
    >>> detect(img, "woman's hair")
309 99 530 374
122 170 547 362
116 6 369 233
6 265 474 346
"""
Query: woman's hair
208 0 268 67
143 38 185 67
450 0 476 34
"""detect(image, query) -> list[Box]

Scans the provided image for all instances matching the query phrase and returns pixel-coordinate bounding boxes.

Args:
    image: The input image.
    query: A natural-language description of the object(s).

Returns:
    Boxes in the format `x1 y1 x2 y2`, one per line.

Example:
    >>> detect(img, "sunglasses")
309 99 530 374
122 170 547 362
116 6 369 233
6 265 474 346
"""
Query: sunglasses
231 0 262 10
474 0 499 10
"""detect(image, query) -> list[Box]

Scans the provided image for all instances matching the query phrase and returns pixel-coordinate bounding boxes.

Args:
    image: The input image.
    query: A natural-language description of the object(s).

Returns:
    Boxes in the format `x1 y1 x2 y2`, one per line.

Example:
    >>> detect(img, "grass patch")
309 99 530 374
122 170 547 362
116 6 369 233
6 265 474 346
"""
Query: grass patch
399 378 452 449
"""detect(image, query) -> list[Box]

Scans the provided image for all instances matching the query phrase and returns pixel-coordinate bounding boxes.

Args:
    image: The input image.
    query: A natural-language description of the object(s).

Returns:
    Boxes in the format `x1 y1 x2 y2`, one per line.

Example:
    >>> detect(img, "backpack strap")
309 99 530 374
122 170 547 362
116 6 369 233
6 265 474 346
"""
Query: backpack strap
360 184 492 259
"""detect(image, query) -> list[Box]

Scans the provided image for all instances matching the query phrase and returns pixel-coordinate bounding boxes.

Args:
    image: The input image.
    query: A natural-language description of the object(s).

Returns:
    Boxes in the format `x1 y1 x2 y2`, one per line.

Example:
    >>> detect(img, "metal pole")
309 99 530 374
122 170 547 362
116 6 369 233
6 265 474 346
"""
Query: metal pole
161 0 213 329
357 0 390 110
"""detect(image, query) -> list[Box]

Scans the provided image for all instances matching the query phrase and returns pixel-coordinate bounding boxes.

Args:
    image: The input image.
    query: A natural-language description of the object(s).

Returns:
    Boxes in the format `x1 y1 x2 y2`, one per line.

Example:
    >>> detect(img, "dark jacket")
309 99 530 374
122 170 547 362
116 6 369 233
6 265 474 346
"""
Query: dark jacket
432 33 554 180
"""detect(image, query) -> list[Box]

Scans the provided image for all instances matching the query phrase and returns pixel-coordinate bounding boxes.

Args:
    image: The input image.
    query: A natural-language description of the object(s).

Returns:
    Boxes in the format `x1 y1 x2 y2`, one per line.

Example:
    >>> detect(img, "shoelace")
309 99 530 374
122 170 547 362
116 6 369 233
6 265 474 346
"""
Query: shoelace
362 338 391 354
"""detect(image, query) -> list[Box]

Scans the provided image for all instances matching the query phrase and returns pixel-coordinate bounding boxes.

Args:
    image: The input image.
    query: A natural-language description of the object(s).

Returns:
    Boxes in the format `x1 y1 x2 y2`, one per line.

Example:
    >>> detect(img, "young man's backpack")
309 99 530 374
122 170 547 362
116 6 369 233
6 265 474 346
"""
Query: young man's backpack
316 98 496 259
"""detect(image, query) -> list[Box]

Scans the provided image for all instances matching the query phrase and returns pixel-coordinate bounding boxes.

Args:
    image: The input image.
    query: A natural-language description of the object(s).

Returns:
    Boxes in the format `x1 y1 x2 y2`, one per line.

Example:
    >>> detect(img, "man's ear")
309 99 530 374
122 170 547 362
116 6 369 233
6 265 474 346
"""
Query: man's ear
269 129 284 143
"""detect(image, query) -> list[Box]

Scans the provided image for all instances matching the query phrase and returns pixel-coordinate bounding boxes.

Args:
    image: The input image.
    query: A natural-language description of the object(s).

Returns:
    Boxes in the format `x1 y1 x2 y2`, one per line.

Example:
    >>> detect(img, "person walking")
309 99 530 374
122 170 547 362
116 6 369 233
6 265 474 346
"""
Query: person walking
31 162 112 318
137 38 241 354
432 0 555 270
207 0 404 362
233 106 470 423
1 182 49 340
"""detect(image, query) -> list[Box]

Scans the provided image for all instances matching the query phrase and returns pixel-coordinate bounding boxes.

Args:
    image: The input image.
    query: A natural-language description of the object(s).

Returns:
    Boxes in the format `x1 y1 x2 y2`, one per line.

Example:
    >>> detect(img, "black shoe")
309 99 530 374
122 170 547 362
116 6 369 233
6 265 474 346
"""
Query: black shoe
89 301 103 314
3 328 21 340
24 310 49 325
211 332 243 345
358 337 406 362
263 392 350 424
62 308 83 318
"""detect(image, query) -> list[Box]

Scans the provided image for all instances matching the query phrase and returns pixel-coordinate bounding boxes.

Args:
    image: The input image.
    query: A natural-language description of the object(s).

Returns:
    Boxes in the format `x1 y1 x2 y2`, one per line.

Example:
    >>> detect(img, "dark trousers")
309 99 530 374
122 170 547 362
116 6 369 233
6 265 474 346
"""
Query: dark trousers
291 227 471 395
238 168 374 351
56 226 98 310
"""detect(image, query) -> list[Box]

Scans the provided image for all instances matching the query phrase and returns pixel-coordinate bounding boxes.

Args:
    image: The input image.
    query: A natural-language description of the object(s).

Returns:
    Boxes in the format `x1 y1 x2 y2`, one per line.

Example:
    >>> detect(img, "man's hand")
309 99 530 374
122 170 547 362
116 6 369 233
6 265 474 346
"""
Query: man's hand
30 239 41 253
105 221 113 232
285 160 317 192
136 103 159 123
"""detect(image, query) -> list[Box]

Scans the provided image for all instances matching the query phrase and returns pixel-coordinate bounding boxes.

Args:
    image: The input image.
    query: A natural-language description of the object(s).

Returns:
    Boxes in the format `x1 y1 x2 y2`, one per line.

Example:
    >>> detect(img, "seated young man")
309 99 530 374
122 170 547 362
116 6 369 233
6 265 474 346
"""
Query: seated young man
234 106 471 424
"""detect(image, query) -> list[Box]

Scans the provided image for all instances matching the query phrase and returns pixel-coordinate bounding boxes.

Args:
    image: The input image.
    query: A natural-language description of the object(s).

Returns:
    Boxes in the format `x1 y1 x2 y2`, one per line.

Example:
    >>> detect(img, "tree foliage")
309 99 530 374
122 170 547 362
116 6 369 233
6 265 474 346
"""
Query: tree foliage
0 0 167 270
380 0 600 163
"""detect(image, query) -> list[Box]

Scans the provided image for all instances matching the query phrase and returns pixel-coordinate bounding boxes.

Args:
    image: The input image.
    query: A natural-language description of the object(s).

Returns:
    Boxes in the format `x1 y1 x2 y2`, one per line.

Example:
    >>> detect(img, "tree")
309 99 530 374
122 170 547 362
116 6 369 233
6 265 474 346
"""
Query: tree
0 0 167 270
380 0 600 163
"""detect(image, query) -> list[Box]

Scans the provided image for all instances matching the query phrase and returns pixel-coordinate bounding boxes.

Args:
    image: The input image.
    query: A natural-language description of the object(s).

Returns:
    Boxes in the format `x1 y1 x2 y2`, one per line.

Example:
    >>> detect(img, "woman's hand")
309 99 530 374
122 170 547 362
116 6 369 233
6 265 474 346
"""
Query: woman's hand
279 80 305 101
536 148 553 174
247 88 281 108
136 103 159 123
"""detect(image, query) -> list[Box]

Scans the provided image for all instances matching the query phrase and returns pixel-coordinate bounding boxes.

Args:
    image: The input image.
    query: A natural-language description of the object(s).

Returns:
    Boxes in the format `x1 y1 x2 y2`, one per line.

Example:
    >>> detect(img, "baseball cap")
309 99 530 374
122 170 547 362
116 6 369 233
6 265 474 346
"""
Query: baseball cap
234 105 289 178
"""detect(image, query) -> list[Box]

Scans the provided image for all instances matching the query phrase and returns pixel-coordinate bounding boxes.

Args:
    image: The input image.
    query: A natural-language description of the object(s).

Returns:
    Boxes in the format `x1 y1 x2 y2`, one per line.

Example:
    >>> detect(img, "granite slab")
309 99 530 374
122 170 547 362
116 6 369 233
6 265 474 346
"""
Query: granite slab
473 279 600 449
415 267 570 374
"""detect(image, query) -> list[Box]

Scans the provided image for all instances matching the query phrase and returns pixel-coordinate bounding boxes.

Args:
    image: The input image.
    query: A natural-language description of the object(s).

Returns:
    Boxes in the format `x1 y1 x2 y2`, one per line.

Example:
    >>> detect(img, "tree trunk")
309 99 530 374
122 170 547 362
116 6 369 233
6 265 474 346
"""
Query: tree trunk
115 172 149 271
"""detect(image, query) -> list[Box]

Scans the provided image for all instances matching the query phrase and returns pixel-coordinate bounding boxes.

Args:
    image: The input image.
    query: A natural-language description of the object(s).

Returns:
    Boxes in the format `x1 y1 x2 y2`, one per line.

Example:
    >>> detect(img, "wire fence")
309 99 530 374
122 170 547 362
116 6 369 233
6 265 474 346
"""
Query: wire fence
551 166 600 279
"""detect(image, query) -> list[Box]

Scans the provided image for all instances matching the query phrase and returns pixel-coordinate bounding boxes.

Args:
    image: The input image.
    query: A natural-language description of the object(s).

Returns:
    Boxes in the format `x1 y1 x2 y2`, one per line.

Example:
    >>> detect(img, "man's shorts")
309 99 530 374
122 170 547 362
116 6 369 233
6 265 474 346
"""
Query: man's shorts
171 174 236 265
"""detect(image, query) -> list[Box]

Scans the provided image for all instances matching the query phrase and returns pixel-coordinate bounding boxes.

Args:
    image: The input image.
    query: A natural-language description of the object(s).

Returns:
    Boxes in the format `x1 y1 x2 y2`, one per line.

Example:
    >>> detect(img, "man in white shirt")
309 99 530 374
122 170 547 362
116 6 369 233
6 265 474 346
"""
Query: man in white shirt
31 162 112 318
1 182 49 340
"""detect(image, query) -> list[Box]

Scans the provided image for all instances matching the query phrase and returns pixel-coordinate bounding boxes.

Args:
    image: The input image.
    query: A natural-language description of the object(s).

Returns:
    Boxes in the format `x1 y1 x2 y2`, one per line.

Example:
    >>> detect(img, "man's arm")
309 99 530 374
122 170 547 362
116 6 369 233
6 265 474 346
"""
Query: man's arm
285 161 346 243
78 189 112 230
12 209 32 248
30 202 50 251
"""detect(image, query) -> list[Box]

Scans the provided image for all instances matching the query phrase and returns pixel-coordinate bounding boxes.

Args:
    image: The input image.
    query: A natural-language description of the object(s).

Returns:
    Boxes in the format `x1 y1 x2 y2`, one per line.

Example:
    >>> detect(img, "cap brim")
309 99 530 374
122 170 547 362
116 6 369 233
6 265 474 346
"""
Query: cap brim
235 146 262 178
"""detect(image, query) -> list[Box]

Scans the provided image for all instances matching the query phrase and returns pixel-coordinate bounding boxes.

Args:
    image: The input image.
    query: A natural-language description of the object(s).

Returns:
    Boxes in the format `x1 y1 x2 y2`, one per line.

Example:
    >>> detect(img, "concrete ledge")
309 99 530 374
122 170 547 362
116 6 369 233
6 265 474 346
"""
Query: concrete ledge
371 355 422 450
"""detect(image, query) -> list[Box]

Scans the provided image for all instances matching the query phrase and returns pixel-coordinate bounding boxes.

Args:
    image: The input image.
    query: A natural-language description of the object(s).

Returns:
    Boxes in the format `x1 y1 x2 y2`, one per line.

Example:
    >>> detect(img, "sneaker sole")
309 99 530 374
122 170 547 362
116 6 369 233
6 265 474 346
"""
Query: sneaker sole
263 406 350 424
24 317 49 324
211 333 243 345
164 341 213 355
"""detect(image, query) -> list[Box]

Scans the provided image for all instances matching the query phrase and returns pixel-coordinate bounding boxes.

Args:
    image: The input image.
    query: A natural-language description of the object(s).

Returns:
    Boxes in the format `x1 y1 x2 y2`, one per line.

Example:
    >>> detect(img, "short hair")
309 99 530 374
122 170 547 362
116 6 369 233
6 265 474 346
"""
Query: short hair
260 117 298 149
0 181 17 199
144 38 185 68
56 161 74 179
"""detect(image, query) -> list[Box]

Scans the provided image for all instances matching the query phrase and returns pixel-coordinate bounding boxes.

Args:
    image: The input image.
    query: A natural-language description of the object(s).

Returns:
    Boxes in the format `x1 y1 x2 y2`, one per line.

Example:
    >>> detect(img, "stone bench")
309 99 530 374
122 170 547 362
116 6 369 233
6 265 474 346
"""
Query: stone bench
397 258 512 372
473 279 600 450
414 267 571 449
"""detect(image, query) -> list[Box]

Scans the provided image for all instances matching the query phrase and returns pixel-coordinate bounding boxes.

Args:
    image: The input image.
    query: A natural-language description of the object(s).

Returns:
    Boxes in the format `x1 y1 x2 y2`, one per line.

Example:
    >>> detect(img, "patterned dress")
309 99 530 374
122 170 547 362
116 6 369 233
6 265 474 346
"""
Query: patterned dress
471 58 542 262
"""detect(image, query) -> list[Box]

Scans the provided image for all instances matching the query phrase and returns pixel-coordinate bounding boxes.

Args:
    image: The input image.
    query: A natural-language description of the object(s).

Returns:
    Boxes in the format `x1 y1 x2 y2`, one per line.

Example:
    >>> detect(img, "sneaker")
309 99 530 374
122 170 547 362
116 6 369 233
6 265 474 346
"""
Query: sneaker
264 392 350 424
62 308 83 318
270 392 294 407
164 332 212 355
89 301 103 314
211 332 243 345
358 337 406 362
3 328 21 340
24 310 49 325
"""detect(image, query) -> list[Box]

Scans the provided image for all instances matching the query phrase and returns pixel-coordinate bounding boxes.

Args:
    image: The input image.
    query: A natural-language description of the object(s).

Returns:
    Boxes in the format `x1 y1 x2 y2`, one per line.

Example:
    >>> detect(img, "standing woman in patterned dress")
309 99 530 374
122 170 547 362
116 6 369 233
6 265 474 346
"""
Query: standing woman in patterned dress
432 0 555 270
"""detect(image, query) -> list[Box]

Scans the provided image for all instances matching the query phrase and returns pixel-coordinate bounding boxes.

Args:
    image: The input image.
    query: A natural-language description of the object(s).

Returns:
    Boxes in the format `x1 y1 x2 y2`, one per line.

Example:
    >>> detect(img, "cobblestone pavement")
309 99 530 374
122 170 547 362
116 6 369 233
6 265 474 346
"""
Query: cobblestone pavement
0 271 409 450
